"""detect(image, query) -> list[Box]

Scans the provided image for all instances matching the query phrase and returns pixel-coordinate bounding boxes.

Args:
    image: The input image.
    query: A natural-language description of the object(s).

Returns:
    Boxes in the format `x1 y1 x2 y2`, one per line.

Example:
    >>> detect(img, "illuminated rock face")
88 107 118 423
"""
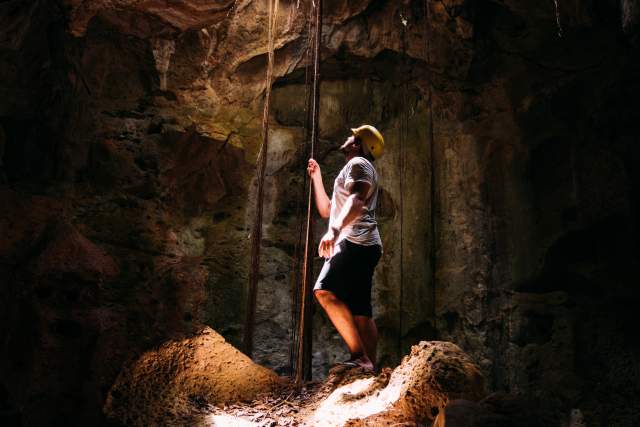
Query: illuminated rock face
309 341 485 426
104 337 483 426
1 0 639 426
104 327 283 426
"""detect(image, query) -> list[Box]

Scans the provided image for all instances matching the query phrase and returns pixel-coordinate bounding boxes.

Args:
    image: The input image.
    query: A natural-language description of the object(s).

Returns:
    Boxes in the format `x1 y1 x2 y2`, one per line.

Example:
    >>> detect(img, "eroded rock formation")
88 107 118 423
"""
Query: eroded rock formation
308 341 485 426
104 336 485 426
104 327 284 425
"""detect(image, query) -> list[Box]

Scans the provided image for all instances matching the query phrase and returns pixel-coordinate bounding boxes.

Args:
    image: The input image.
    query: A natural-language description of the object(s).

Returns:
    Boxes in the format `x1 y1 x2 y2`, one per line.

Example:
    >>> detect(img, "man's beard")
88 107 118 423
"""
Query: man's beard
339 142 354 155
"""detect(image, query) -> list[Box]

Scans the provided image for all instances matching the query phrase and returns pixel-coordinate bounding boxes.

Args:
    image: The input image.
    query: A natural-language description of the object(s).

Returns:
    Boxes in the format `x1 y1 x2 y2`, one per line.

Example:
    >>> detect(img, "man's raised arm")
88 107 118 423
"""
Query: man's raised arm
307 158 331 219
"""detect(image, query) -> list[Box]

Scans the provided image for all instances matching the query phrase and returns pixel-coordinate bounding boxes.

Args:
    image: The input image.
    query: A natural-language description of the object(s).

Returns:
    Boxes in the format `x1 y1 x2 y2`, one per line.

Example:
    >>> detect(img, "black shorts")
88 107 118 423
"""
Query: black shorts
313 239 382 317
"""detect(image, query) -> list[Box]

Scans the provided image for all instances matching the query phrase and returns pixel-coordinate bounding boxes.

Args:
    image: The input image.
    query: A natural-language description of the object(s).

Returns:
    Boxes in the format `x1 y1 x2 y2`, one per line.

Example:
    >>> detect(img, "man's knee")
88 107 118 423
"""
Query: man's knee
314 289 336 306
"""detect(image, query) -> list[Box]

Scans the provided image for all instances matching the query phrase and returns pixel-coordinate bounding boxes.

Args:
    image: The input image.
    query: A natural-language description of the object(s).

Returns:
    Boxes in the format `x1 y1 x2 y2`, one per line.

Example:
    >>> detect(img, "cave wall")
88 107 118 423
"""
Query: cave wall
428 2 640 424
1 0 639 426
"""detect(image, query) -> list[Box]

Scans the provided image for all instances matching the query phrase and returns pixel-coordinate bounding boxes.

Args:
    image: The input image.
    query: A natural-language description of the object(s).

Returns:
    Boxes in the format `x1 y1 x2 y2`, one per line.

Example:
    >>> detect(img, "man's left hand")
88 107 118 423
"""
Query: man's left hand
318 227 339 258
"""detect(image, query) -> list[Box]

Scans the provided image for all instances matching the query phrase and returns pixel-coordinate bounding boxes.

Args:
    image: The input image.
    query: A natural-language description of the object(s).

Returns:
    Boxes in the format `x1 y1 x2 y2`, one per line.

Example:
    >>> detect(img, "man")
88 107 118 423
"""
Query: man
306 125 384 372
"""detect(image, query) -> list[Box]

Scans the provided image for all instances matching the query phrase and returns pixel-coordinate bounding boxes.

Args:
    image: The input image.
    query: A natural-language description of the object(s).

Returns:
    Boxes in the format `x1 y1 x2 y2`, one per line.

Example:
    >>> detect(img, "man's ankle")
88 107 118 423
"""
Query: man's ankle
349 351 365 360
353 355 374 371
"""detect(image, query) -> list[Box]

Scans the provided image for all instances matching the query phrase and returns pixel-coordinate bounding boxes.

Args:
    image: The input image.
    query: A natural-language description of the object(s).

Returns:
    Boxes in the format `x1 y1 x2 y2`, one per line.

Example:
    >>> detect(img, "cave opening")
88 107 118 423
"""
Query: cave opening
1 0 639 426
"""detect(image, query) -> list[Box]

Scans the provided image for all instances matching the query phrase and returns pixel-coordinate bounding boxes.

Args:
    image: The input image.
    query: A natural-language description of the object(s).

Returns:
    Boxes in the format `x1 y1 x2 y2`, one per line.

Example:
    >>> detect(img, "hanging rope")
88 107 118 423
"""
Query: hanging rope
398 7 410 360
244 0 279 357
289 0 316 377
425 0 437 324
294 0 322 385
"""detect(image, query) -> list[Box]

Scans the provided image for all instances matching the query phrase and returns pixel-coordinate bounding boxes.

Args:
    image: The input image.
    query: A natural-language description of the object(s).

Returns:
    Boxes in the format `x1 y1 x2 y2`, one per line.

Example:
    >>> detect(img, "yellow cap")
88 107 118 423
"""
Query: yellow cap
351 125 384 160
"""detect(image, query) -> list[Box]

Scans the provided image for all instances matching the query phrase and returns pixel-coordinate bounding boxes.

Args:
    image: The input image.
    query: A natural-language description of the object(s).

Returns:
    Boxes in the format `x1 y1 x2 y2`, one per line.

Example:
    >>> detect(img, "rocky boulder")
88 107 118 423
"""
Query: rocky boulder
444 392 558 427
104 326 285 426
307 341 485 426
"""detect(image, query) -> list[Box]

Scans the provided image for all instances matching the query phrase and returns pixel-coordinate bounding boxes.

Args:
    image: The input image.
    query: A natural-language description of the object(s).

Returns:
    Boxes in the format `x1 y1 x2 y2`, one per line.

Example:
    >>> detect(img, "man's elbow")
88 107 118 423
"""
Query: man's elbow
320 202 331 219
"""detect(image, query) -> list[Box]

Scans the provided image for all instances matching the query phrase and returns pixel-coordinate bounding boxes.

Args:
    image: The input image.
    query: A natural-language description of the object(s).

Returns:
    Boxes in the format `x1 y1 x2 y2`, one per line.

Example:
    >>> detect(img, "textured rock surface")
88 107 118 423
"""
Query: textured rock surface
104 327 283 426
174 339 486 426
444 391 561 427
1 0 639 426
307 340 485 426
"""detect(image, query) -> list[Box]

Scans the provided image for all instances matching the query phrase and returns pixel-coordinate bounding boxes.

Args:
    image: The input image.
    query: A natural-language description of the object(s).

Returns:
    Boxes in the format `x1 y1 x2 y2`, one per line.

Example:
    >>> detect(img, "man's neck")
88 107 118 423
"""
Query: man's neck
345 152 365 163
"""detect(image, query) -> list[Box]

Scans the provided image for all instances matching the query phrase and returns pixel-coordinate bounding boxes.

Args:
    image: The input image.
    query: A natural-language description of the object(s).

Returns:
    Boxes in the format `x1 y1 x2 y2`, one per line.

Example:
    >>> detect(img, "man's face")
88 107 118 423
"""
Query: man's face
339 135 359 157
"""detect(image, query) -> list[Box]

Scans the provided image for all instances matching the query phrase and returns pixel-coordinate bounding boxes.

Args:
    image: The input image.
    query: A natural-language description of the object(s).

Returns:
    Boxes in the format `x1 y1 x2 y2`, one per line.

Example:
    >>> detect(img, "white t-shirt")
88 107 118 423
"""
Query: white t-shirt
329 157 382 247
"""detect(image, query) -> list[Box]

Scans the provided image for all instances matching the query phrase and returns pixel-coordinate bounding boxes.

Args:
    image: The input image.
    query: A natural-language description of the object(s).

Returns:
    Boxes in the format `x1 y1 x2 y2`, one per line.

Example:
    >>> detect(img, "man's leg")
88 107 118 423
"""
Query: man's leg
354 315 377 368
314 290 373 369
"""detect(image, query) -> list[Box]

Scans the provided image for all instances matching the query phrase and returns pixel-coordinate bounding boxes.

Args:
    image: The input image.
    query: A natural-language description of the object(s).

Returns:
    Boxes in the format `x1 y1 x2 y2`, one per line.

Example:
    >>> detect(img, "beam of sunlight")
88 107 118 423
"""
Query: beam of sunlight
309 376 403 426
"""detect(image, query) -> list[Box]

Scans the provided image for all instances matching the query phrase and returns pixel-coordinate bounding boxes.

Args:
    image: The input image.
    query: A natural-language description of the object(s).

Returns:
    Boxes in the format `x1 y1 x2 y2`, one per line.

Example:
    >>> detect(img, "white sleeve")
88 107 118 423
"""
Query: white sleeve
345 159 374 195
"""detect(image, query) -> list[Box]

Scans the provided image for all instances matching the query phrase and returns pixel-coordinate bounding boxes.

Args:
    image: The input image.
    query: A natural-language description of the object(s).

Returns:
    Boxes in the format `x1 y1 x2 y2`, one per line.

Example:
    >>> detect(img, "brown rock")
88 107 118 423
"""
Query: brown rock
161 128 248 214
0 188 64 263
103 326 285 426
31 221 120 280
444 399 506 427
444 392 553 427
65 0 236 36
307 340 485 426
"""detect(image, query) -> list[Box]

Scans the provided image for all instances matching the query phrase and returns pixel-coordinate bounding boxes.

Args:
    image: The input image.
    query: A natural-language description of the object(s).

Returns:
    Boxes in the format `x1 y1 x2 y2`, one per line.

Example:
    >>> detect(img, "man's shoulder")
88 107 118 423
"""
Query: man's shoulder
346 156 375 170
343 157 377 185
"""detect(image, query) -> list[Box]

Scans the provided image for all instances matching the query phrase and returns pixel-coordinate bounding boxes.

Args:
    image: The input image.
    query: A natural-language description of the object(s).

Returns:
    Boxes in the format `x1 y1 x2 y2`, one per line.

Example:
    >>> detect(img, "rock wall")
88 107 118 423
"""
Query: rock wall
428 2 640 425
1 0 639 426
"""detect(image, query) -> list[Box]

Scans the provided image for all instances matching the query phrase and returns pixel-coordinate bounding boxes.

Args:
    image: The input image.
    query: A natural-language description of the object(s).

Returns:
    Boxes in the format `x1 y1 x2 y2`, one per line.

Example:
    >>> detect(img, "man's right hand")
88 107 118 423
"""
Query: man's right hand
307 158 321 181
307 158 331 219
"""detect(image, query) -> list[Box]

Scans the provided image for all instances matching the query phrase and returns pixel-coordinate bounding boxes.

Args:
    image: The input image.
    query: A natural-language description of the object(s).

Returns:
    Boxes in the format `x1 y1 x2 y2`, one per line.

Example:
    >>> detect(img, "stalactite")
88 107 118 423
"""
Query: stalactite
622 0 640 35
151 38 175 91
553 0 564 38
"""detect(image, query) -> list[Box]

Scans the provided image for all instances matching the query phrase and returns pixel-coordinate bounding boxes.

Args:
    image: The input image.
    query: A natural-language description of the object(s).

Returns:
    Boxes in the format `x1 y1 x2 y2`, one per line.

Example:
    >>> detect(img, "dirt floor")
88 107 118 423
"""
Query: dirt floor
206 366 385 427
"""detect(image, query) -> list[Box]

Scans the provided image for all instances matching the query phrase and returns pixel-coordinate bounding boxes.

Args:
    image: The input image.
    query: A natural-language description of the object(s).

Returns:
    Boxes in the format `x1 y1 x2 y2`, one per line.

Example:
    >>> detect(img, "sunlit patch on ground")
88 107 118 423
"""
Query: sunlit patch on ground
204 368 397 426
209 413 260 426
309 376 396 426
206 381 322 426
